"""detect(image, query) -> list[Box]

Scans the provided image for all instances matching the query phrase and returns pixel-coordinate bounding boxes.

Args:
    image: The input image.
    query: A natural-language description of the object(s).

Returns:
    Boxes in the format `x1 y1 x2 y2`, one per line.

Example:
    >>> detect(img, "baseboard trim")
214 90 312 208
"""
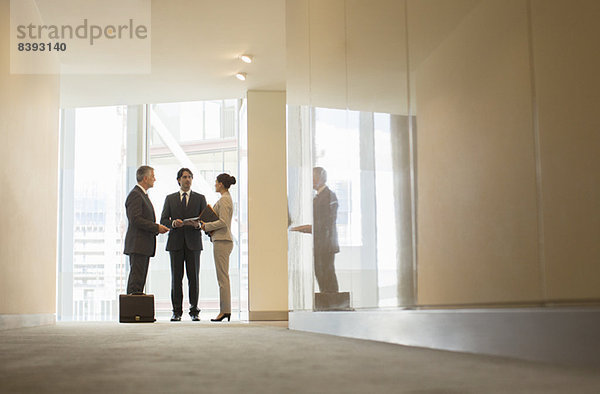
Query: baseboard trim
0 313 56 331
289 308 600 366
249 310 289 321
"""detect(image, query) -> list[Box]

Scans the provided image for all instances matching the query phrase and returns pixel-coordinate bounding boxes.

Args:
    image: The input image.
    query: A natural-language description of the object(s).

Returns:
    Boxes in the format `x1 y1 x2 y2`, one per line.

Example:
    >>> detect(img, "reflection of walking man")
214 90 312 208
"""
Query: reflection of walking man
160 168 207 322
292 167 340 292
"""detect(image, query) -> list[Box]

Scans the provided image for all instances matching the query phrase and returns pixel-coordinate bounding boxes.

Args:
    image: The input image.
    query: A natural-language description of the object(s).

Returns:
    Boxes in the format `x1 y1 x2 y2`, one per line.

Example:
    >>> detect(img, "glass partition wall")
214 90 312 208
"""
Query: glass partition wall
58 100 247 321
287 106 416 311
286 0 422 313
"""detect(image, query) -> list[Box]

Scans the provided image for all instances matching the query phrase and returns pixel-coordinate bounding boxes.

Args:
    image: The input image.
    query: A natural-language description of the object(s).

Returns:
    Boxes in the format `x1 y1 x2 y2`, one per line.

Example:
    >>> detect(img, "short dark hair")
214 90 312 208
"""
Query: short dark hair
136 165 154 182
177 168 193 185
313 167 327 183
216 173 237 189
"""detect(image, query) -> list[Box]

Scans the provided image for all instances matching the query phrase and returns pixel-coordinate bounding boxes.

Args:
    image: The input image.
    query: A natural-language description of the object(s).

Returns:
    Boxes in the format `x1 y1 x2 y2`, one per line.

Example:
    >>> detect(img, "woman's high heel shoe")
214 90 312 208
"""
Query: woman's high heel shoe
211 313 231 322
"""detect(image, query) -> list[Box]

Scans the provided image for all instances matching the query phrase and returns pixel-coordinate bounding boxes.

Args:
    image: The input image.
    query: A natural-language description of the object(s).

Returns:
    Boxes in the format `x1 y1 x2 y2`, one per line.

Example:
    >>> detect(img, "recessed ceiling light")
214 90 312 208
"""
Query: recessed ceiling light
240 54 253 64
236 72 247 81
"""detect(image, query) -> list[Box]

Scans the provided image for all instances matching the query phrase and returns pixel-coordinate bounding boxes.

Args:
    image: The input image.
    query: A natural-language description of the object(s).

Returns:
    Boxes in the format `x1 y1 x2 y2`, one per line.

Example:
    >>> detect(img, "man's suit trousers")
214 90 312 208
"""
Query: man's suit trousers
169 246 200 315
127 253 150 294
314 252 339 293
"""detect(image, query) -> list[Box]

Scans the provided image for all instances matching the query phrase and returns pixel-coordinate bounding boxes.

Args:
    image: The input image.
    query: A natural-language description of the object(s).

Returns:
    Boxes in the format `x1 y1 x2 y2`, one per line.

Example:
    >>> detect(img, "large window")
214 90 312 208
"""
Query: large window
314 109 362 247
58 106 130 321
146 100 246 316
58 100 247 321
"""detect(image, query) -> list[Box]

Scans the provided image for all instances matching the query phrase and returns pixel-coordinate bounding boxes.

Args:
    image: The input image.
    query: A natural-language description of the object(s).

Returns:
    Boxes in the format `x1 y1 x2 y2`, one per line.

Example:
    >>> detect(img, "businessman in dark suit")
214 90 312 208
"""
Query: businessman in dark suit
311 167 340 293
291 167 340 293
124 166 170 294
160 168 207 321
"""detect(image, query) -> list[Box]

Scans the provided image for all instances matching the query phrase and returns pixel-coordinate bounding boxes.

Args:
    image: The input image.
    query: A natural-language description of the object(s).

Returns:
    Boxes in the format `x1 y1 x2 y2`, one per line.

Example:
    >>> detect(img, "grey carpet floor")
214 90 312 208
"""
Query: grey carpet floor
1 322 600 393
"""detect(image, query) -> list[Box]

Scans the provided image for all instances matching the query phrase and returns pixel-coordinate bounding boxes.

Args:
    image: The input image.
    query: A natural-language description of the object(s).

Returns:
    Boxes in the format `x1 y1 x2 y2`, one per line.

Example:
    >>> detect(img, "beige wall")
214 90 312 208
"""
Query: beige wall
414 0 542 305
0 0 60 315
415 0 600 304
247 90 289 318
286 0 600 306
531 0 600 300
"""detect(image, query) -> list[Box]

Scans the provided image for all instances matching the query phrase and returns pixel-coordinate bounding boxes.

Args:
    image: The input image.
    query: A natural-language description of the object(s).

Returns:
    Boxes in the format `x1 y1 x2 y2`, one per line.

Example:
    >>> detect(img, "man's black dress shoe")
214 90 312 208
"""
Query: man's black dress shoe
190 314 200 321
170 314 182 321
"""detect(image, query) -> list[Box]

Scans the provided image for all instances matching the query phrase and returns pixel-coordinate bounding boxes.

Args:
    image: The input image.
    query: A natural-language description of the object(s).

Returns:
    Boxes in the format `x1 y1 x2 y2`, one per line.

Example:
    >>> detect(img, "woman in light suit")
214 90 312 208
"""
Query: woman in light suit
201 173 236 322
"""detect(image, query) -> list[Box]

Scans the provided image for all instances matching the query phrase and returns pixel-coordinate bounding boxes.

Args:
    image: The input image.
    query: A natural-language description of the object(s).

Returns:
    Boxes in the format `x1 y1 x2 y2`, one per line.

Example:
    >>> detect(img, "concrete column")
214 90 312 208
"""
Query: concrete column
247 91 288 320
0 0 60 329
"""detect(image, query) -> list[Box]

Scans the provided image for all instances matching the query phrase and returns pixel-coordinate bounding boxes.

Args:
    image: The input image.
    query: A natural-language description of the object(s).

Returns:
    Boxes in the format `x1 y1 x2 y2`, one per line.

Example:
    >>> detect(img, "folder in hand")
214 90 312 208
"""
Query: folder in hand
182 205 219 231
184 204 219 224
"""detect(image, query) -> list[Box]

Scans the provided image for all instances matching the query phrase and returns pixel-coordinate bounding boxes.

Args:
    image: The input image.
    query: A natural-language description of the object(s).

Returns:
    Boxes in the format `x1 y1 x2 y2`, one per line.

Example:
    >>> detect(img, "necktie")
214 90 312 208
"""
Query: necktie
182 192 188 208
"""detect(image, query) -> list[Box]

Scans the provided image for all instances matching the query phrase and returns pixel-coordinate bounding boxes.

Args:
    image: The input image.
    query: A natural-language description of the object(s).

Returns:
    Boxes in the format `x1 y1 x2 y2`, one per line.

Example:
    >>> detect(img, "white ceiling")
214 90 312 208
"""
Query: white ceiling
59 0 286 107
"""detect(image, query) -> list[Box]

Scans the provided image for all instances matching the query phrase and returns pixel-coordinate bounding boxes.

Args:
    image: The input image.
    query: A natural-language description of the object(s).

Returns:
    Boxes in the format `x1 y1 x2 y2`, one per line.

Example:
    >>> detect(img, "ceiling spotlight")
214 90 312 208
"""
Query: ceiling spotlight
236 72 247 81
240 54 253 63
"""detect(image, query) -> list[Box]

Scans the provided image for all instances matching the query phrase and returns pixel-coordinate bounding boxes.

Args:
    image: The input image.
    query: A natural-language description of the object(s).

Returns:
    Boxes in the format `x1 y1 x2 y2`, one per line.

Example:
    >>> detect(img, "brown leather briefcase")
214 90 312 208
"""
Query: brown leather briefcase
119 293 156 323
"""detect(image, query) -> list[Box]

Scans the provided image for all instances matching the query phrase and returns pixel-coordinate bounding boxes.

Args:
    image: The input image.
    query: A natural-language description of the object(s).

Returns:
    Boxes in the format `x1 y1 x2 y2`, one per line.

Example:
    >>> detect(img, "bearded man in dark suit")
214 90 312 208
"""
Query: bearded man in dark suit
160 168 207 321
124 166 170 294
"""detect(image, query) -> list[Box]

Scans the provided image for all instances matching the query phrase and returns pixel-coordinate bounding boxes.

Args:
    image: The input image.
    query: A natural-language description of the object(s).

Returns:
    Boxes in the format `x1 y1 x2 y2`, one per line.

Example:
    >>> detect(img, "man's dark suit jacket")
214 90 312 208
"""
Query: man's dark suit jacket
313 186 340 255
123 185 159 257
160 191 207 251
